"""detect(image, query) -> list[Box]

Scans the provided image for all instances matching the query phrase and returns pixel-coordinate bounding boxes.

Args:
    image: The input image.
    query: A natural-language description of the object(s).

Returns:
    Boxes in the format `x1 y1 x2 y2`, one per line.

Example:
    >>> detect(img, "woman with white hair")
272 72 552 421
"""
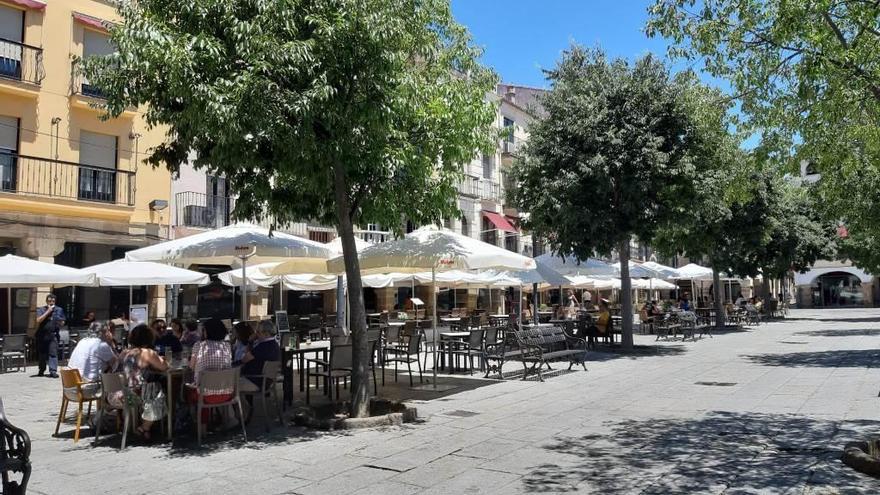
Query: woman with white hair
239 320 281 392
67 321 118 387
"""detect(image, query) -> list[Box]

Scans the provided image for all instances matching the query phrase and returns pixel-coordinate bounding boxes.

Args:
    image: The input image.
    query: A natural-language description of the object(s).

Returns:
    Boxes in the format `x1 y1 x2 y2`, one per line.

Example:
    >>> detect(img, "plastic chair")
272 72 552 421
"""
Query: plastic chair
240 360 283 431
55 368 101 443
1 334 27 373
193 368 247 447
92 372 136 449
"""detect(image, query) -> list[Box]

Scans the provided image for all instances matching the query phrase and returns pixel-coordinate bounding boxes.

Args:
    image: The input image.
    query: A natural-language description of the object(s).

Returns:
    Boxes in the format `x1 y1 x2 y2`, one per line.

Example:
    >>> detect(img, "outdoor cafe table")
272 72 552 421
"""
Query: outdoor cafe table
488 314 509 326
163 360 188 441
281 340 330 406
439 331 470 372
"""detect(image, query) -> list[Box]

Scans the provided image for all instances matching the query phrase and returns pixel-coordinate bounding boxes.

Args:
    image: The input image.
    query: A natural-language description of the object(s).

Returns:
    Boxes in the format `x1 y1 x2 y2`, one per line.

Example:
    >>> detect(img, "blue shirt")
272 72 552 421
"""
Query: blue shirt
36 305 66 323
155 331 183 354
241 337 281 386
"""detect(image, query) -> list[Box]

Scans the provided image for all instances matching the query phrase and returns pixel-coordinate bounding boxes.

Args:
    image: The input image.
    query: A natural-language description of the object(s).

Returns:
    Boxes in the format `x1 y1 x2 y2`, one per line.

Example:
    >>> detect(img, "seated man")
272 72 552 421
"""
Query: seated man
67 321 118 397
239 320 281 393
155 323 183 356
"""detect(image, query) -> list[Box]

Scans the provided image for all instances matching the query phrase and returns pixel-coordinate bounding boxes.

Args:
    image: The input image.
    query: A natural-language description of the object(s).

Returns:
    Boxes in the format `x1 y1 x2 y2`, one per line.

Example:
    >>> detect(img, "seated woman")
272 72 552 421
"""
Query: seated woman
232 321 254 365
187 318 233 423
180 320 201 347
107 324 169 440
239 320 281 393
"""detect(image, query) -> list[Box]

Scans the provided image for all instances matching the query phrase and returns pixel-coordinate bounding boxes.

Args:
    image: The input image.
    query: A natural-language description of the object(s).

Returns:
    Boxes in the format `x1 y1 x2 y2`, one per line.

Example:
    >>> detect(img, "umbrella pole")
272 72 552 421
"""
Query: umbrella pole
240 257 248 322
129 285 133 312
7 286 11 335
518 284 523 329
336 276 344 328
432 267 437 389
533 283 538 325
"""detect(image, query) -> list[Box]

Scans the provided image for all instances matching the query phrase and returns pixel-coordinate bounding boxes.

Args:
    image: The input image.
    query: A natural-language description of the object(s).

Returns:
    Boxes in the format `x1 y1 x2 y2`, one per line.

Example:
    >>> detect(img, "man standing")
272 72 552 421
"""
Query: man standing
35 294 66 378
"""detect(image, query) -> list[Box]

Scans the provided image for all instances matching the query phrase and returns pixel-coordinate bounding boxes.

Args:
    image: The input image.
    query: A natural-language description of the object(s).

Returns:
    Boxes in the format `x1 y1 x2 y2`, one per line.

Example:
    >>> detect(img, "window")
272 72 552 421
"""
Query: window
81 30 114 97
482 153 493 180
503 117 515 143
0 5 24 80
460 216 469 237
481 216 497 245
0 115 18 191
78 130 117 202
443 217 452 230
206 175 230 226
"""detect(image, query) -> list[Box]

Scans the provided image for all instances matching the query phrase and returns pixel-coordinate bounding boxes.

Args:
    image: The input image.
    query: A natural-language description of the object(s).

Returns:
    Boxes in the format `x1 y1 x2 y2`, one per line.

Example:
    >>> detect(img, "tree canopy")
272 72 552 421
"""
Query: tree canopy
511 46 699 347
85 0 497 416
647 0 879 271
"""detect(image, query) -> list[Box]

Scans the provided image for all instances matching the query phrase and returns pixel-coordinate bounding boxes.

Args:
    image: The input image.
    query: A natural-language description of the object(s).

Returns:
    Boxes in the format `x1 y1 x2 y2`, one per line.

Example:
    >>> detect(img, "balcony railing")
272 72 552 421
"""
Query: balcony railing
0 152 135 206
479 179 501 202
457 175 480 197
501 139 519 155
0 38 44 86
70 59 105 98
175 191 235 229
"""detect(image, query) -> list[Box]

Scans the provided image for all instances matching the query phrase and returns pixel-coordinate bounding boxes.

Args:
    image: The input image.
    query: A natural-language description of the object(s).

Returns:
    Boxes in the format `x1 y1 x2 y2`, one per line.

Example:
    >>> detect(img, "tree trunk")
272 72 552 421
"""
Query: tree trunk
761 273 771 315
711 264 725 329
618 239 634 349
332 161 369 418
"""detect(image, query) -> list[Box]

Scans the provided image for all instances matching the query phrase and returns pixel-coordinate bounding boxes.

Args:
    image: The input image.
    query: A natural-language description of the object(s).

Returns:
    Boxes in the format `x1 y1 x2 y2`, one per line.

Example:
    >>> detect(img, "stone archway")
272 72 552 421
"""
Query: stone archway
810 271 867 307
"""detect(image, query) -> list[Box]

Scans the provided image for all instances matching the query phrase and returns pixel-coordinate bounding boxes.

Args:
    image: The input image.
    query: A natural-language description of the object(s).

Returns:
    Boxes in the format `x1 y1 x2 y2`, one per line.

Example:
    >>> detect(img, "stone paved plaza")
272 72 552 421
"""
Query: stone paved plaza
3 308 880 494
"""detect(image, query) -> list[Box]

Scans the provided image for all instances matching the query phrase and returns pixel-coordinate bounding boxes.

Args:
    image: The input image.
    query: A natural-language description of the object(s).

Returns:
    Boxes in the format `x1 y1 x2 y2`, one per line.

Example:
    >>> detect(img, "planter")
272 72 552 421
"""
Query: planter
292 398 418 431
842 438 880 477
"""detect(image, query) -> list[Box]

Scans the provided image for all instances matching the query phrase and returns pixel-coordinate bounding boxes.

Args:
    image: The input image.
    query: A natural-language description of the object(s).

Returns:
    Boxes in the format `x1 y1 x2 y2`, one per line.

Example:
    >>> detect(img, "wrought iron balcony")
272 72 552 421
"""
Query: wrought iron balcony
0 37 44 86
175 191 235 229
457 175 480 197
0 152 135 206
501 138 519 155
479 179 501 202
70 59 105 98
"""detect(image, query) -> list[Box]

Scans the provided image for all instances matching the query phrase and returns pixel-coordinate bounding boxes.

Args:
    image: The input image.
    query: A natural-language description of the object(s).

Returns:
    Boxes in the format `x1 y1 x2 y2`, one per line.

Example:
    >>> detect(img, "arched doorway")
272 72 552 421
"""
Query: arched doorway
811 272 865 307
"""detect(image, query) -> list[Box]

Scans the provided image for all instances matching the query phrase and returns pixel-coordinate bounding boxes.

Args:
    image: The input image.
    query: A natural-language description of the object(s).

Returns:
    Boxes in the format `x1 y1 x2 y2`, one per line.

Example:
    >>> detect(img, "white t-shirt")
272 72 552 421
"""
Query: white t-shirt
68 337 116 382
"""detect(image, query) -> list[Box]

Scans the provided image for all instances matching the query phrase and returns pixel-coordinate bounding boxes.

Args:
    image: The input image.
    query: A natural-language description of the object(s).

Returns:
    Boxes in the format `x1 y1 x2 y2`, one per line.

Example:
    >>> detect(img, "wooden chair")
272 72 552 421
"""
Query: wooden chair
240 361 283 431
0 397 31 495
55 368 101 443
92 372 136 449
192 368 247 447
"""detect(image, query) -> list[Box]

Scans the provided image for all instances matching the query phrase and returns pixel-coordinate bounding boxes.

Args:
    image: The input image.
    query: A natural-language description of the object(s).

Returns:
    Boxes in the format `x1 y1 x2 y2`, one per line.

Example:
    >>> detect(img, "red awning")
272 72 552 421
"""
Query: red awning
73 12 110 32
6 0 46 10
482 210 517 233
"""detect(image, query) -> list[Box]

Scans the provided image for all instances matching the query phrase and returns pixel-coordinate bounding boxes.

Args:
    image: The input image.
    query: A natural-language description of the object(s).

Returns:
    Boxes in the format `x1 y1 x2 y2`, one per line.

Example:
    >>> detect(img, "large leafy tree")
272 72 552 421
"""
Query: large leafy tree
85 0 496 416
511 46 697 349
646 0 880 271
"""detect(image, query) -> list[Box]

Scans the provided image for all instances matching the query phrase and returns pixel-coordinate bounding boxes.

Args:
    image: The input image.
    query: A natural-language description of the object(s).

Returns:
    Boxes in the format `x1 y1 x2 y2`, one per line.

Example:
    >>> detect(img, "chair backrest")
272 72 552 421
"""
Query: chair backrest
261 360 281 378
468 329 485 348
406 330 423 355
60 368 83 388
308 314 322 327
385 325 401 344
58 329 70 344
403 320 417 336
469 315 481 329
3 334 26 352
198 367 239 397
100 372 126 401
484 327 499 346
330 342 353 370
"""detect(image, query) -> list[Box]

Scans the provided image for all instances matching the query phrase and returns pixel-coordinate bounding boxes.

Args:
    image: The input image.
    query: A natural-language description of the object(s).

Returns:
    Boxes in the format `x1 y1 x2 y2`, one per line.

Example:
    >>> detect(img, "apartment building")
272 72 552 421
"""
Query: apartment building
0 0 171 331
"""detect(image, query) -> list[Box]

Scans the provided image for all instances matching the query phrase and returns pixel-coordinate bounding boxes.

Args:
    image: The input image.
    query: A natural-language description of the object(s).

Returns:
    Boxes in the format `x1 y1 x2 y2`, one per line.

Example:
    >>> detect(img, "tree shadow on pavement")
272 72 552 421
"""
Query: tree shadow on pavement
521 411 880 493
740 349 880 368
794 328 880 337
587 345 688 362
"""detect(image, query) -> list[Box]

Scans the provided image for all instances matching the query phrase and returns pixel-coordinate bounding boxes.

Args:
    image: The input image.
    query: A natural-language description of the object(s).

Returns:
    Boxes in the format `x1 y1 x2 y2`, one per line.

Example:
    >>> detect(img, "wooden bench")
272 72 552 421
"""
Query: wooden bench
512 325 588 381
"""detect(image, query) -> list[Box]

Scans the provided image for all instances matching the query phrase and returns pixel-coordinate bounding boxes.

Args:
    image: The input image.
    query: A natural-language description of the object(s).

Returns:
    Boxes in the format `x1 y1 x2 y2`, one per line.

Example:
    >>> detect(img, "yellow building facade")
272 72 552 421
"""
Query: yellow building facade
1 0 170 331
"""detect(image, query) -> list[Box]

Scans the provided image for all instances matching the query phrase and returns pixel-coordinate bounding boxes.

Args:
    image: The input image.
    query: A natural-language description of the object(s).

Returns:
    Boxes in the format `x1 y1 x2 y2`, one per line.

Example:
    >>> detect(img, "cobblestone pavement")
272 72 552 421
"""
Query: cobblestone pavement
3 308 880 494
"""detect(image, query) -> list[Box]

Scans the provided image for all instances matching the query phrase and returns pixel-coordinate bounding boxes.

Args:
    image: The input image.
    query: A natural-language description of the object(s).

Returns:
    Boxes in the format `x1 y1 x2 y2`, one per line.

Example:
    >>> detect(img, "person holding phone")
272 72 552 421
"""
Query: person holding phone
35 294 66 378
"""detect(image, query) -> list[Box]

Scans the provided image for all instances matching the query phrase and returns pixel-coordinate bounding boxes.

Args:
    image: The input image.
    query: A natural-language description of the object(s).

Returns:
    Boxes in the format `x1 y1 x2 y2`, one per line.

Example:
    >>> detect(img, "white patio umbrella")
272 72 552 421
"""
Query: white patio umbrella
0 255 98 287
641 261 681 279
0 255 98 334
535 253 617 278
675 263 715 304
328 226 536 388
125 224 332 321
82 259 210 314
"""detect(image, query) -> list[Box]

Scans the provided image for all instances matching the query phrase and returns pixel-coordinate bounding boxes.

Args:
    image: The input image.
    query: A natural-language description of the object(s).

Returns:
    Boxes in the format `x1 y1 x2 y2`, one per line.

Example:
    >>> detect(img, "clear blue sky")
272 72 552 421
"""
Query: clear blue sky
450 0 703 88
